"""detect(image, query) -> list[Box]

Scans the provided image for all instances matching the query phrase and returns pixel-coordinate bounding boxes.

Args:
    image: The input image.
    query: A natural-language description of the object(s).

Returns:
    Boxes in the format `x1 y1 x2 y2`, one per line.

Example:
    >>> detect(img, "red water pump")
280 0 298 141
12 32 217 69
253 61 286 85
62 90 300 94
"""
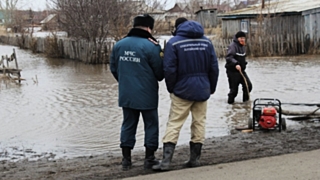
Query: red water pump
259 107 277 129
249 98 286 132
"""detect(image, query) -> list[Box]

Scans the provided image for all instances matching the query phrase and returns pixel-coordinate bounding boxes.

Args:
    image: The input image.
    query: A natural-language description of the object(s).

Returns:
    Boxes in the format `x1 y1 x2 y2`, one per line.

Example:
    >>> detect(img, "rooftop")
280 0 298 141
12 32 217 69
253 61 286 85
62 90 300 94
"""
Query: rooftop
219 0 320 17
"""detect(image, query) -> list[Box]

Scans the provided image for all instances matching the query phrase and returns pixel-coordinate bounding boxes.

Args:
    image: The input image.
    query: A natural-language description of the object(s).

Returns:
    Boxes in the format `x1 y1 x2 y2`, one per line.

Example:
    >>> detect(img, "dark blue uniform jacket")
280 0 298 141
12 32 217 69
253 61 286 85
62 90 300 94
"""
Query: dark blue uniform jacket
163 21 219 101
110 28 164 109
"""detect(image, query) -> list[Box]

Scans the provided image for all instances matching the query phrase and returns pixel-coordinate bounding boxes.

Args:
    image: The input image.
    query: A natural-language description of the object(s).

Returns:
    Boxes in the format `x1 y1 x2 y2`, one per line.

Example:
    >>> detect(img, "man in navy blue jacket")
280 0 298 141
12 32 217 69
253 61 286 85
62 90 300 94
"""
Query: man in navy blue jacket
153 18 219 171
110 14 164 171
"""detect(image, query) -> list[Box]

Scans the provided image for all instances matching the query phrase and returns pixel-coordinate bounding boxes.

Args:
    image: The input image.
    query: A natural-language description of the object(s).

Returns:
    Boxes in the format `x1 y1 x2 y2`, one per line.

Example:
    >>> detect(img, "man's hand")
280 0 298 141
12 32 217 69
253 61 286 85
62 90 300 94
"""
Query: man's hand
236 65 241 71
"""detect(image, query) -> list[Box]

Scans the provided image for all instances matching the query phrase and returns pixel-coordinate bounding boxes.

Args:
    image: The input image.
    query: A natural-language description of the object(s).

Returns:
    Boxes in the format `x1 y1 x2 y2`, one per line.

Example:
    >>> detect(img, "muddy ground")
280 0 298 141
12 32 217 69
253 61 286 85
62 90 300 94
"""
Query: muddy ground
1 122 320 180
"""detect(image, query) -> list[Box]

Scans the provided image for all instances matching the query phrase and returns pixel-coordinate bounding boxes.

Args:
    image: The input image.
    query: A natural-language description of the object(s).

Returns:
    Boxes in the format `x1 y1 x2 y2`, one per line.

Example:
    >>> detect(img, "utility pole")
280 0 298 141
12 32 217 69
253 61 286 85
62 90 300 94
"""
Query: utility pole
262 0 265 8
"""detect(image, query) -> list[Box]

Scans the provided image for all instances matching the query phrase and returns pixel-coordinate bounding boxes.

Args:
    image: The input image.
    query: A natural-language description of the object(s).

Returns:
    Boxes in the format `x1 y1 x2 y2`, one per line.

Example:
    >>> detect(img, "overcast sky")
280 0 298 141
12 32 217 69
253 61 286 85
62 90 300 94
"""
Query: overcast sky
20 0 47 10
20 0 176 11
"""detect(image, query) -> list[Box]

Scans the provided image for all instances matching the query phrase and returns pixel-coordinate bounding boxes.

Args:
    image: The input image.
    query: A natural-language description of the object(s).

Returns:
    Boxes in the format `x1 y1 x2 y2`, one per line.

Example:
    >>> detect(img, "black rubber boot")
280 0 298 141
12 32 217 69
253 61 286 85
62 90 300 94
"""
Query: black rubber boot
184 142 202 168
121 147 132 171
228 96 235 104
144 148 160 170
152 143 175 171
243 92 249 102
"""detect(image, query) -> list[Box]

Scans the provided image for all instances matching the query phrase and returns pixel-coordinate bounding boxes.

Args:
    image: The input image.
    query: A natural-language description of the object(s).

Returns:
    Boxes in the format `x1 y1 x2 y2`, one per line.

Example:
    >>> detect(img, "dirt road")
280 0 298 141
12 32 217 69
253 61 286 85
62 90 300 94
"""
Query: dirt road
1 123 320 180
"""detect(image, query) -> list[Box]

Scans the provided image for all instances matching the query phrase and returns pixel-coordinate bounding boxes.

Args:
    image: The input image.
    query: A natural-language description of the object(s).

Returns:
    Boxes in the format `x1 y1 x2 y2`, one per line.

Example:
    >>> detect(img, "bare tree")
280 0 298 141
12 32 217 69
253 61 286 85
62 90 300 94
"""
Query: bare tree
49 0 121 63
49 0 167 63
0 0 19 31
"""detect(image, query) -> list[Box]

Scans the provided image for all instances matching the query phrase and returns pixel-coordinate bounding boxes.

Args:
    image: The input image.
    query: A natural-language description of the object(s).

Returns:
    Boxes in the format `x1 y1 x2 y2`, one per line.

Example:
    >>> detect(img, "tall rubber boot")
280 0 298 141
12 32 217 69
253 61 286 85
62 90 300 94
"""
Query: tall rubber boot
144 148 160 170
152 143 175 171
184 142 202 168
243 91 249 102
228 95 235 104
121 147 132 171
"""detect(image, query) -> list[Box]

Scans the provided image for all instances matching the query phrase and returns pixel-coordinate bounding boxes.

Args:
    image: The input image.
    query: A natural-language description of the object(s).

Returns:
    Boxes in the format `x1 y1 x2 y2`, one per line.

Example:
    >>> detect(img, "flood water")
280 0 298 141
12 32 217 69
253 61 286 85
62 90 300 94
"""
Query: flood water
1 44 320 161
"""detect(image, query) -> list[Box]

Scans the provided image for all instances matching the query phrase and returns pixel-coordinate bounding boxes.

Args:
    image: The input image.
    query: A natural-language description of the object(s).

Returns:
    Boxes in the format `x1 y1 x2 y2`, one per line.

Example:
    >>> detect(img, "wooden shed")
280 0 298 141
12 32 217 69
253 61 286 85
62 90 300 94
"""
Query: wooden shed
195 8 218 28
217 0 320 55
302 7 320 50
218 0 320 38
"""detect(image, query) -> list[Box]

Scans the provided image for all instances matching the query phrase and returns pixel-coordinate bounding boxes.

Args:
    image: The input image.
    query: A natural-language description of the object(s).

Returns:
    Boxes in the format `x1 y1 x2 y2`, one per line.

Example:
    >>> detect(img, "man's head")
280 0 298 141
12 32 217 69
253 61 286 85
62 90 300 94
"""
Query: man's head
133 14 154 32
171 17 188 36
174 17 188 29
235 31 246 45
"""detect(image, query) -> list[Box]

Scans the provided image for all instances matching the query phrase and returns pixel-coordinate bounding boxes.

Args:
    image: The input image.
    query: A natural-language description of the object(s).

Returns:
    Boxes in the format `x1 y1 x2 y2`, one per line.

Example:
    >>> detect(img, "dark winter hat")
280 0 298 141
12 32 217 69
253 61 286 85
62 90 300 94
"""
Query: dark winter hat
235 31 246 38
133 14 155 30
174 17 188 28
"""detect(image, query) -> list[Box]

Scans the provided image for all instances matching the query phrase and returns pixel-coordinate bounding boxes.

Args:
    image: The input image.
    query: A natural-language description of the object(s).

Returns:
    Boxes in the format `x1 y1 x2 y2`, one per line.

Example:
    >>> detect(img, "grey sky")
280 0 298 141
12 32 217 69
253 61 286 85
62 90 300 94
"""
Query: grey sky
21 0 176 11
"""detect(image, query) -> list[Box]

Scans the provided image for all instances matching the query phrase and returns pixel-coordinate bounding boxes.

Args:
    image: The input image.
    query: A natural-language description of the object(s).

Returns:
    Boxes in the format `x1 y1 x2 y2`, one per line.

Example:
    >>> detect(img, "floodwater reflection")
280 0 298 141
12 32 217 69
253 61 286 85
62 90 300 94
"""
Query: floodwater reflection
1 45 319 161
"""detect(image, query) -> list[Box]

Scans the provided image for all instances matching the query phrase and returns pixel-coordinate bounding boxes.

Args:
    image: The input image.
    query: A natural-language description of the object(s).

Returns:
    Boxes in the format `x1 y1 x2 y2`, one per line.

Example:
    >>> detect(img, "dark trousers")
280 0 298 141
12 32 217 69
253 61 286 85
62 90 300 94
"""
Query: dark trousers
227 70 253 101
120 107 159 151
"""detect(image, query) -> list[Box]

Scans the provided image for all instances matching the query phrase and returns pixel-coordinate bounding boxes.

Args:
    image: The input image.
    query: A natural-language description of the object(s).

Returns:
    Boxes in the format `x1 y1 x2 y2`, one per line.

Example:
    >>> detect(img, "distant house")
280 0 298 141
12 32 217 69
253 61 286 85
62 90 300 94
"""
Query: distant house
165 3 199 30
218 0 320 55
40 14 59 31
218 0 320 41
124 1 166 33
166 2 194 15
32 11 48 25
195 7 218 28
217 2 233 13
234 0 260 10
129 1 165 20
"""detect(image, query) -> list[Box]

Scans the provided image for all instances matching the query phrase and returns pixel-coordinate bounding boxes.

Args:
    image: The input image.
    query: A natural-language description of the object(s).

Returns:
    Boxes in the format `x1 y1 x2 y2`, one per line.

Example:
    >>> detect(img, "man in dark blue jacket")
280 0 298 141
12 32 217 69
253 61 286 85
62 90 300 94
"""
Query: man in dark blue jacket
153 18 219 171
225 31 252 104
110 14 164 171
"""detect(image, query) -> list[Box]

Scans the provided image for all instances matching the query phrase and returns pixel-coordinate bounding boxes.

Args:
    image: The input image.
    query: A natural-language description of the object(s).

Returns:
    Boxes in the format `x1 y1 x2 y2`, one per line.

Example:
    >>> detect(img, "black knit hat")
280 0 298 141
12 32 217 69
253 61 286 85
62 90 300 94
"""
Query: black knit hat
133 14 155 30
174 17 188 28
235 31 246 38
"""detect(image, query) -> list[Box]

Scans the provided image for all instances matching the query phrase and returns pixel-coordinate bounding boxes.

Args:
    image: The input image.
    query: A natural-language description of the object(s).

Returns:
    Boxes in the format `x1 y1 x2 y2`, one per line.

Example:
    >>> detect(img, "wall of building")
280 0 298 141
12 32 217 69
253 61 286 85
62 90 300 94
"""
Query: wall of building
221 15 304 39
303 8 320 44
196 10 218 28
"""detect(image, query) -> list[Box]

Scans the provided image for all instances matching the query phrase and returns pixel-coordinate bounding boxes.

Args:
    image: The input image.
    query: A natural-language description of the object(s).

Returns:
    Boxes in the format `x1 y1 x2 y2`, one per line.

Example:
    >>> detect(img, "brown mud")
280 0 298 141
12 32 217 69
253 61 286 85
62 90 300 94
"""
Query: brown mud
1 122 320 180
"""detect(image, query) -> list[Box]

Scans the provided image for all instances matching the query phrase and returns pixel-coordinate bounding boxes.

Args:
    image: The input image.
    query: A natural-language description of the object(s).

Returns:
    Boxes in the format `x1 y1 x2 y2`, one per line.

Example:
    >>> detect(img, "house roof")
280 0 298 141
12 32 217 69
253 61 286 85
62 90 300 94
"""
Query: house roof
128 1 164 14
195 8 217 14
40 14 56 24
175 3 191 11
218 0 320 18
166 3 193 13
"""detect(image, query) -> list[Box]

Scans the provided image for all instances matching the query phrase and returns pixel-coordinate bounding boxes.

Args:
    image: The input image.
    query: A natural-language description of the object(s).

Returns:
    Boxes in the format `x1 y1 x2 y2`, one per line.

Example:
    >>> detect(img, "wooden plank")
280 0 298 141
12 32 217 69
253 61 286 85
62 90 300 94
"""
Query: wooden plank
280 35 284 55
259 37 263 55
13 49 19 69
0 69 22 72
302 33 305 54
11 77 26 81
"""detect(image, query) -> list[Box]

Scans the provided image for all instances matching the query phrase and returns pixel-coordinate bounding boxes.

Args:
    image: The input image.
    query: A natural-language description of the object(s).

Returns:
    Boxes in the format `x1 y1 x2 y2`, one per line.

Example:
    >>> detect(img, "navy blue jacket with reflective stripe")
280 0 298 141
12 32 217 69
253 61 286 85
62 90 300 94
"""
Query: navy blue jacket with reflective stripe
163 20 219 101
225 36 247 72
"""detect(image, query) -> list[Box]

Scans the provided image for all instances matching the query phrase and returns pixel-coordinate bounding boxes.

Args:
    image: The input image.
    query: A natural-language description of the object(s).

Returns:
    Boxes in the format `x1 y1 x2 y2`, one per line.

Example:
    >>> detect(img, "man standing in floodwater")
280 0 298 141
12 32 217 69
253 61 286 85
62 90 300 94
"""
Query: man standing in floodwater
110 14 164 171
225 31 253 104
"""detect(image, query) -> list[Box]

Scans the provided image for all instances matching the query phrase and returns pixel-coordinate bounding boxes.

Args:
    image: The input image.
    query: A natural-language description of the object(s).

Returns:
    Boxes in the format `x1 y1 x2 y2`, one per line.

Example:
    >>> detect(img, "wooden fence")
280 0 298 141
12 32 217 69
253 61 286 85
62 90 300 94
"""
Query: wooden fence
0 33 319 64
0 35 115 64
213 33 320 58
